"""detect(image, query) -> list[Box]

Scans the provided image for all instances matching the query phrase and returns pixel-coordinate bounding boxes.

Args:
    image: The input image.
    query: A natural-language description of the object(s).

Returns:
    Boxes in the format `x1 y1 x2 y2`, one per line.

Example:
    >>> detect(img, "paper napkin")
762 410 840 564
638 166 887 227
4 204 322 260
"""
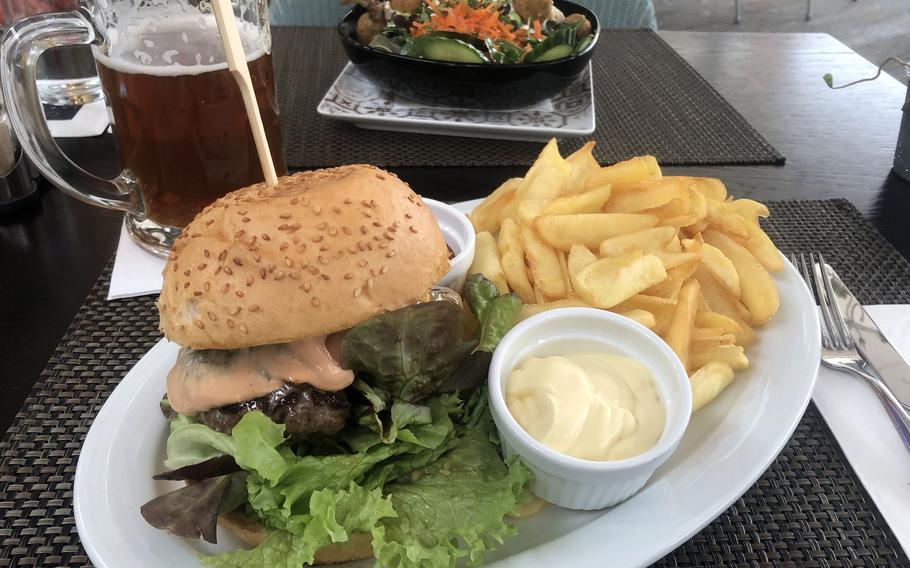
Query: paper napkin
812 304 910 557
46 99 110 138
107 221 166 300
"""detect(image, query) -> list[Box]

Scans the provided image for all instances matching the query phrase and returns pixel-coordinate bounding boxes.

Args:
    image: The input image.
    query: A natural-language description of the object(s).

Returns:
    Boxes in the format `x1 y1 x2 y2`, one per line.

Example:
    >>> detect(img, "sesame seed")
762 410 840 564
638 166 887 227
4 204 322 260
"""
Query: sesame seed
362 200 371 207
290 223 301 231
387 250 397 257
347 245 357 254
205 219 215 226
308 266 320 275
359 259 368 267
280 242 289 251
222 284 230 293
246 275 254 286
207 311 217 321
194 319 205 329
317 222 327 230
329 227 337 236
313 206 322 215
193 291 203 297
344 198 353 204
204 249 211 258
312 235 324 243
372 220 382 227
344 272 354 280
409 226 418 233
303 282 312 292
230 307 241 315
233 257 243 266
240 325 249 334
248 235 258 247
190 233 201 238
242 217 250 223
342 226 352 235
219 250 228 261
215 266 222 275
248 305 260 312
260 268 267 279
224 266 233 275
204 282 211 292
367 278 374 289
184 269 191 276
279 213 292 219
284 257 293 267
380 266 389 274
393 222 401 229
238 209 248 215
290 197 299 205
227 319 235 328
289 272 300 280
320 244 330 251
405 212 413 219
261 233 270 241
379 241 390 249
197 263 207 270
334 250 344 259
236 290 245 298
360 225 368 235
333 207 342 214
278 224 288 230
353 288 361 297
321 274 330 281
311 297 321 306
275 271 286 281
172 264 178 272
370 200 378 207
253 252 262 263
318 255 328 265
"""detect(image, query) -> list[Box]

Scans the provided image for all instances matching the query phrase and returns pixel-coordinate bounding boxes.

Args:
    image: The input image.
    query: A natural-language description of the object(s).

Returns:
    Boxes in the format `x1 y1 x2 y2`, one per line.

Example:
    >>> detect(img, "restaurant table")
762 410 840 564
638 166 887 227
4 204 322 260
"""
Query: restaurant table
1 29 909 563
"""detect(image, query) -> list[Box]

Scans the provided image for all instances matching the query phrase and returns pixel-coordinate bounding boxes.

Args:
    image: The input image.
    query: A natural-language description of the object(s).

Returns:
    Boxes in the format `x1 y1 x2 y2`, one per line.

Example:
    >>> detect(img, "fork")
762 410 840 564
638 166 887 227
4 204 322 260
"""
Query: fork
793 252 910 450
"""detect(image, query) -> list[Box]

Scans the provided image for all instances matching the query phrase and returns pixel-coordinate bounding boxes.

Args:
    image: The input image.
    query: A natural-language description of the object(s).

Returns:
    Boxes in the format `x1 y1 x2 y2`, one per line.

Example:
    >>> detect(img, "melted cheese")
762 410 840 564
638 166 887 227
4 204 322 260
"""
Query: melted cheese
167 334 354 415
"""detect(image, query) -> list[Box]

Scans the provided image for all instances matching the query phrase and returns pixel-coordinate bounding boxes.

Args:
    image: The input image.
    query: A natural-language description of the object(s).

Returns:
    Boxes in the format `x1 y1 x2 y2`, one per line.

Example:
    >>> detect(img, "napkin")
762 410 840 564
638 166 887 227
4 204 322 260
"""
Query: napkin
107 221 166 300
812 304 910 557
45 98 110 138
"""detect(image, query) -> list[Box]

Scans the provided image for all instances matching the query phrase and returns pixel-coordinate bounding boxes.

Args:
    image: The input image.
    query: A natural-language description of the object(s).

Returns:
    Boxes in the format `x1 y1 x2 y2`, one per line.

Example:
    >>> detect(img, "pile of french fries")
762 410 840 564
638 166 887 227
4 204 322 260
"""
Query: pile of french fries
468 139 782 412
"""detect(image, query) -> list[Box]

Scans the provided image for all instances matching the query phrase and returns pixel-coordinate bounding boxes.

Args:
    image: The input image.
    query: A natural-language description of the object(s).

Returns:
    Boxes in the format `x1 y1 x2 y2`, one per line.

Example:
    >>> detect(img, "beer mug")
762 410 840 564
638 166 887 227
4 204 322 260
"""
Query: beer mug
0 0 287 256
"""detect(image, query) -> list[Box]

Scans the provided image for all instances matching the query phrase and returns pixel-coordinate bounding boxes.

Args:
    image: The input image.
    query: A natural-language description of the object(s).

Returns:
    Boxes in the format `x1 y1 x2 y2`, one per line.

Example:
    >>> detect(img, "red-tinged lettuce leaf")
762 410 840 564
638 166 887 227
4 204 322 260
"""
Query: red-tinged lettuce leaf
153 456 239 481
140 472 247 544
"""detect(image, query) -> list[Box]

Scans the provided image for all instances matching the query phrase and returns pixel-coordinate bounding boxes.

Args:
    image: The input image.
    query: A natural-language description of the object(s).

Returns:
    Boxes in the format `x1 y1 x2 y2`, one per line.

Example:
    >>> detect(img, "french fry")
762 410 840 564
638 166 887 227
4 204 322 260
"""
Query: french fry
656 251 701 270
584 155 661 191
535 213 660 250
567 244 598 281
690 330 737 349
703 230 780 324
665 279 701 369
613 294 676 334
678 176 727 202
690 361 735 412
740 220 784 272
701 242 741 297
705 200 748 238
645 259 699 300
516 139 571 201
498 219 535 303
468 232 509 294
693 267 755 345
517 198 549 225
602 179 687 213
694 311 743 335
470 177 521 233
520 225 566 299
556 249 573 298
690 344 749 371
573 253 667 309
516 298 591 322
565 141 601 193
619 309 657 329
727 199 769 224
539 186 612 216
598 227 676 257
687 186 708 222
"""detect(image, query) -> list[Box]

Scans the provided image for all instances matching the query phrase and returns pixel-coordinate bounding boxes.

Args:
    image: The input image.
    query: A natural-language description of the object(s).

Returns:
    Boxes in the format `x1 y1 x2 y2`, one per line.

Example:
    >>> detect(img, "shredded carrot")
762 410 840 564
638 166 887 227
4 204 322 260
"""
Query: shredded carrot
532 19 543 39
411 0 530 46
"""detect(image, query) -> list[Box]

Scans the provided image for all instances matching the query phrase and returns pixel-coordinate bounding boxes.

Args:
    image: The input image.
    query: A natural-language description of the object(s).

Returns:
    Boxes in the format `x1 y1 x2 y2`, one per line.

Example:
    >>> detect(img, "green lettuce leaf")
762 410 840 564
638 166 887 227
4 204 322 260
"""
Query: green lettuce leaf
200 483 396 568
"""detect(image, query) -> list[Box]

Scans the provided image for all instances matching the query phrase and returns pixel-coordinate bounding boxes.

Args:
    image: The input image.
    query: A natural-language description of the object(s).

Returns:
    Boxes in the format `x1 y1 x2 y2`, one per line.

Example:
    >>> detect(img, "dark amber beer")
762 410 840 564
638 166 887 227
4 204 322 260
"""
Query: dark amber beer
95 21 286 228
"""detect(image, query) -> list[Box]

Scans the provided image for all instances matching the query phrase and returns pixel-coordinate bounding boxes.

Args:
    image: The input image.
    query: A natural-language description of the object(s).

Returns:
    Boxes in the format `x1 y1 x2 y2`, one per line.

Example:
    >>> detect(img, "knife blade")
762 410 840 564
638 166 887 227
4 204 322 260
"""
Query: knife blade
825 263 910 409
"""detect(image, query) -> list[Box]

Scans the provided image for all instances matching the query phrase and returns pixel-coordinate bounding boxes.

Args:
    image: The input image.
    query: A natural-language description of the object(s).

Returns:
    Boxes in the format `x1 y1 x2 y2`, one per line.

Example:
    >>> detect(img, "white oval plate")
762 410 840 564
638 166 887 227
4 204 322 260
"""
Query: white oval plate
75 199 820 568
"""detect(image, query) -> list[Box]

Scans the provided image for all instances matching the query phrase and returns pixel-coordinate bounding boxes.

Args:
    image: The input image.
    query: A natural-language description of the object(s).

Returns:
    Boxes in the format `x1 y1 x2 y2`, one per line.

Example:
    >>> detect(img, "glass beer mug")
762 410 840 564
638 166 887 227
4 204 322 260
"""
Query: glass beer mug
0 0 287 256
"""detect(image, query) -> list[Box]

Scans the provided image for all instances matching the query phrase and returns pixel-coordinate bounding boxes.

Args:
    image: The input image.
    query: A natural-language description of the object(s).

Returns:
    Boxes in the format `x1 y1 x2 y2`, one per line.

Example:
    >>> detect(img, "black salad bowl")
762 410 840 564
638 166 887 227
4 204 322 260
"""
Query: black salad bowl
336 0 600 109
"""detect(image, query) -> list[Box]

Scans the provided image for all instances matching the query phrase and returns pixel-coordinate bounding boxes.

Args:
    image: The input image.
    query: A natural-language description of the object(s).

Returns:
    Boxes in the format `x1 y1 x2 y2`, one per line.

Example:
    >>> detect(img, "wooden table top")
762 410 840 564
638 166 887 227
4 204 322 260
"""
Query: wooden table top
0 30 908 432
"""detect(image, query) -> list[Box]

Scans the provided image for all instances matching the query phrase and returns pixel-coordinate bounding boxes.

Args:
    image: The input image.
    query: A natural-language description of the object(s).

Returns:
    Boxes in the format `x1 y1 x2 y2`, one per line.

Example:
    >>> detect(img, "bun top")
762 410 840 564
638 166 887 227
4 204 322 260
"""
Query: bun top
157 165 450 349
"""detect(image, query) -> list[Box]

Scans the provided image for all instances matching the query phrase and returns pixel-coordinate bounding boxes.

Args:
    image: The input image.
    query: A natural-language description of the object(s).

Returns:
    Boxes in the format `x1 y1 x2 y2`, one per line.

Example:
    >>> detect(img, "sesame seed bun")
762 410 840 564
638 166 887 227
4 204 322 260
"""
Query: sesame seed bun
157 165 450 349
218 511 374 565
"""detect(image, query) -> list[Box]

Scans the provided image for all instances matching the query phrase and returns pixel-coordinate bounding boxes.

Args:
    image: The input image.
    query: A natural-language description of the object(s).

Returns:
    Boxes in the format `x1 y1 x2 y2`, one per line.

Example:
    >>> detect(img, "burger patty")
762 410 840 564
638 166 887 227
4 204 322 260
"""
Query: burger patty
197 383 351 436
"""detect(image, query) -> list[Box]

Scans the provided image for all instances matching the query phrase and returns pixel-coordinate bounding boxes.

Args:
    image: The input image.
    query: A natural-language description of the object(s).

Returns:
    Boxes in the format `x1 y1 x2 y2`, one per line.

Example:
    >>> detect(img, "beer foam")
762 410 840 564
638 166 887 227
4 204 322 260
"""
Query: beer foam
94 14 268 77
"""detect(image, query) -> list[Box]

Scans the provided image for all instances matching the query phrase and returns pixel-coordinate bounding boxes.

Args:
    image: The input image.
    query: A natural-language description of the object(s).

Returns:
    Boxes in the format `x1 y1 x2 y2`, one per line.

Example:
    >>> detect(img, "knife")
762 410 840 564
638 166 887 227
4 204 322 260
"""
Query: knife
825 263 910 410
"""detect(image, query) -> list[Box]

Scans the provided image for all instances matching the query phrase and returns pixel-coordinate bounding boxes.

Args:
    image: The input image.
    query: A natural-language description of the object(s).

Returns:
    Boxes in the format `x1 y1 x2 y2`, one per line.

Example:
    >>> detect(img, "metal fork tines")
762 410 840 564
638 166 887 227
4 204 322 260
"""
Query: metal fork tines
794 252 910 450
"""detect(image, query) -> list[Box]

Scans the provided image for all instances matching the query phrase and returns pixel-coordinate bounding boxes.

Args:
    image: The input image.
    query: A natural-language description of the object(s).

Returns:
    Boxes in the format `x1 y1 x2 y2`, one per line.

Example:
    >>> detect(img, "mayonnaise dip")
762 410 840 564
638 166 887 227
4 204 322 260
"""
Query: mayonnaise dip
505 353 665 461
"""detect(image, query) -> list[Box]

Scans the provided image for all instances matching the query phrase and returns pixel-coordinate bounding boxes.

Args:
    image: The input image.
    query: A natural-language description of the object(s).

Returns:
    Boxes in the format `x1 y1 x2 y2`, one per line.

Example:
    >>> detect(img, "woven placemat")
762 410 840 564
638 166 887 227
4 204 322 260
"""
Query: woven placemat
273 27 785 168
0 198 906 567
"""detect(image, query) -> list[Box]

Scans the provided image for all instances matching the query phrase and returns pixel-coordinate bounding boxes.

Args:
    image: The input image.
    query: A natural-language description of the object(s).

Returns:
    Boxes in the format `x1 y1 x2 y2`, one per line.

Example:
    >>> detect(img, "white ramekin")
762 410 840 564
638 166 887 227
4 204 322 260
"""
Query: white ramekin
424 198 475 292
488 308 692 510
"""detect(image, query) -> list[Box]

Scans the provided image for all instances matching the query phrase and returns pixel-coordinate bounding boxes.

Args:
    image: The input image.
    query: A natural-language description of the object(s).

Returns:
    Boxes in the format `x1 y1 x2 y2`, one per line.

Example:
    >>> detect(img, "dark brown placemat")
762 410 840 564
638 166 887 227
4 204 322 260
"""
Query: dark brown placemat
0 198 906 567
273 27 785 168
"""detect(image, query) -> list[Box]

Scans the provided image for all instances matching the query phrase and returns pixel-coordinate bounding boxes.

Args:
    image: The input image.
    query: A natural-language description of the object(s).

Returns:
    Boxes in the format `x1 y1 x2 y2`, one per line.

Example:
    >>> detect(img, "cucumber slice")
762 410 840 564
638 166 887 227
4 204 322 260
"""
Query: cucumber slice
523 27 576 63
404 35 488 63
530 43 574 62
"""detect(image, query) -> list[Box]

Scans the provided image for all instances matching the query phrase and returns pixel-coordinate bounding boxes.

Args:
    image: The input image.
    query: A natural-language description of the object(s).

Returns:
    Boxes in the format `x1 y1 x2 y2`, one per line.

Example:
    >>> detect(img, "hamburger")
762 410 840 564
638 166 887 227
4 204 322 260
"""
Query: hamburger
141 165 532 568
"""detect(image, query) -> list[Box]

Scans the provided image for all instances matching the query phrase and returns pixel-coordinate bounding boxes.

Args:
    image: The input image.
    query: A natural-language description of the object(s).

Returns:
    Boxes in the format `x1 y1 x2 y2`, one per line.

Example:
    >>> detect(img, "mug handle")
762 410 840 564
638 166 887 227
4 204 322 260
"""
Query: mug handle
0 9 144 216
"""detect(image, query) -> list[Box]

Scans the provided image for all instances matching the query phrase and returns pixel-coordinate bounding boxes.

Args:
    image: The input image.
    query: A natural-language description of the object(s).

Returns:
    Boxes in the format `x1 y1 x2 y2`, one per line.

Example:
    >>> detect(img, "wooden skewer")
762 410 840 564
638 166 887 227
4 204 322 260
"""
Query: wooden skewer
211 0 278 187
